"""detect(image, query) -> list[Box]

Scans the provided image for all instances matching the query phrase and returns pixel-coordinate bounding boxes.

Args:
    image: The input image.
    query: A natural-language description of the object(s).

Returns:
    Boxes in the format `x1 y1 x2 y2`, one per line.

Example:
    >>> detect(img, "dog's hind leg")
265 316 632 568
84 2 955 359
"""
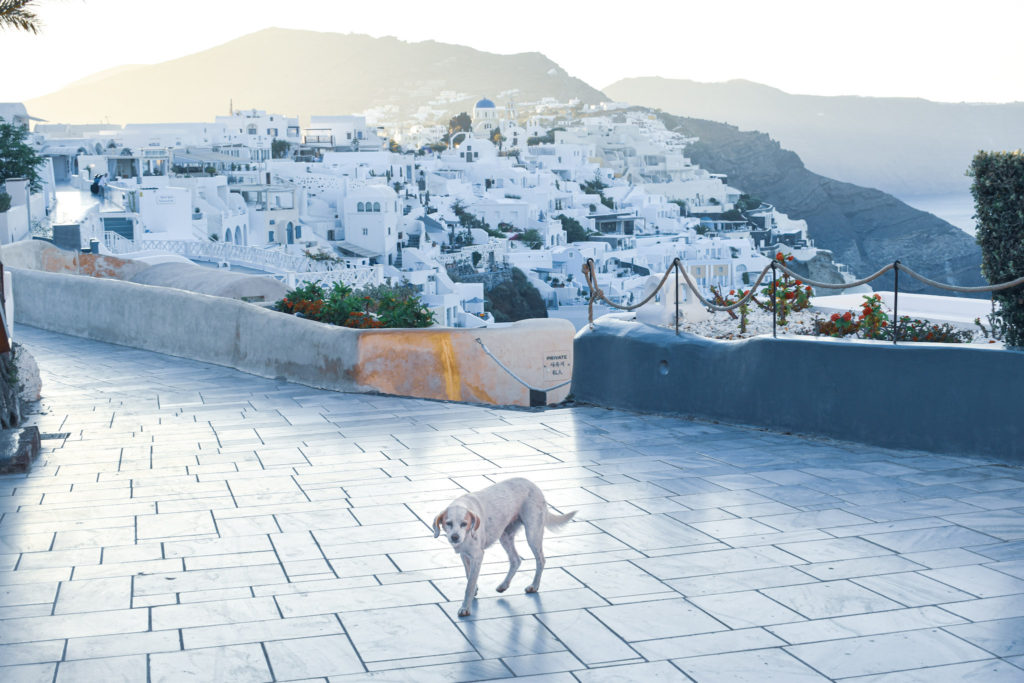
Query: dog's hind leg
496 524 522 593
522 511 546 594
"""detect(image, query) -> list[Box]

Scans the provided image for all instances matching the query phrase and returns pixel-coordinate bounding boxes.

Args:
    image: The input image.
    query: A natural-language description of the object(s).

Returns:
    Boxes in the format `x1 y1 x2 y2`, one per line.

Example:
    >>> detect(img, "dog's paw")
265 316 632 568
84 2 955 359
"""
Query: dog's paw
525 585 538 594
496 582 509 593
458 607 471 617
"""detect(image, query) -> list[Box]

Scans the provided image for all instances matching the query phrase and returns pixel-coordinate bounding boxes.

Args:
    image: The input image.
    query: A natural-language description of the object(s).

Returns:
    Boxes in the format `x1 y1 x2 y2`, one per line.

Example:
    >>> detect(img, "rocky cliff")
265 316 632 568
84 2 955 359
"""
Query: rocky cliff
609 78 1024 197
662 113 986 296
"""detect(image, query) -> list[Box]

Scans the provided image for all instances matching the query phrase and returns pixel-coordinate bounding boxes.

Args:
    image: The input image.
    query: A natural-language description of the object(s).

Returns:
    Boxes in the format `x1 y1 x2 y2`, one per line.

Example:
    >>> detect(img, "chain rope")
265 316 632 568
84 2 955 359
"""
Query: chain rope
582 257 1024 324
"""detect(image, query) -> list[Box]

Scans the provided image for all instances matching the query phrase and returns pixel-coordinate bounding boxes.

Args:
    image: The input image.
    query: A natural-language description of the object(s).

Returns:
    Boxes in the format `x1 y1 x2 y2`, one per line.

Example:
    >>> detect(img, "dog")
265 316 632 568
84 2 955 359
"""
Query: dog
432 477 576 617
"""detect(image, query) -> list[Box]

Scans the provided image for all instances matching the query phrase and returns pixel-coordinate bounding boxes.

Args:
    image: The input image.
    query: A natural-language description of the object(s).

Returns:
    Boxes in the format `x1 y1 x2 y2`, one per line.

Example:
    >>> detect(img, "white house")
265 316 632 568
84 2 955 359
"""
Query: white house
342 185 399 265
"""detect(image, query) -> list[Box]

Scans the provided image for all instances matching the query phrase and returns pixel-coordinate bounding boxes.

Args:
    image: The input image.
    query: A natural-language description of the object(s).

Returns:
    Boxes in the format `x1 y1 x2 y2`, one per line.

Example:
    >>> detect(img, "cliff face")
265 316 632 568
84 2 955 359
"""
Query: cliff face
608 77 1024 197
662 114 986 296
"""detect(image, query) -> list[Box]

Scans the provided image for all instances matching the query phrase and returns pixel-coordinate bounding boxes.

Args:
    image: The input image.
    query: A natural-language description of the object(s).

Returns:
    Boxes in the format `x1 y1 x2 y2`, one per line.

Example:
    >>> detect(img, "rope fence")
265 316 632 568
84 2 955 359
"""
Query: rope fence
582 257 1024 343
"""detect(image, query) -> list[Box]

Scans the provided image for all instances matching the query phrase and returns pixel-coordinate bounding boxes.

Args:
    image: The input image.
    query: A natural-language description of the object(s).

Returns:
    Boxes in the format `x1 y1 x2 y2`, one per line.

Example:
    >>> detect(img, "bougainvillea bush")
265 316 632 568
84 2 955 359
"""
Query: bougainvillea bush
275 281 435 329
814 294 971 343
757 252 813 326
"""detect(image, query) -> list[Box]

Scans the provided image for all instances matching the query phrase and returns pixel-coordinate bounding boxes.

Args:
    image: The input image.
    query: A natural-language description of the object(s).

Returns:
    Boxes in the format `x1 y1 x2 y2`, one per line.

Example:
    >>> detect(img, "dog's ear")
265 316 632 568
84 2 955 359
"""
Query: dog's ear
432 510 446 538
467 511 481 533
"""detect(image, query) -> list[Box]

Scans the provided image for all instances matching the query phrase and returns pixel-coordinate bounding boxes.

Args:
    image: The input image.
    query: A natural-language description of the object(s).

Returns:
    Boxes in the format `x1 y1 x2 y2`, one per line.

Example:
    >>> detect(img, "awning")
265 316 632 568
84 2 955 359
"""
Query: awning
334 241 379 258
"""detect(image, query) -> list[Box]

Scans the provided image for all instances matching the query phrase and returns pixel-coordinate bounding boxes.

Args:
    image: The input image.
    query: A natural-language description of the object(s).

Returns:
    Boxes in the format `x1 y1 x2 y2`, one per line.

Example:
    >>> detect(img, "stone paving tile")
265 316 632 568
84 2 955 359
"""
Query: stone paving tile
3 326 1023 681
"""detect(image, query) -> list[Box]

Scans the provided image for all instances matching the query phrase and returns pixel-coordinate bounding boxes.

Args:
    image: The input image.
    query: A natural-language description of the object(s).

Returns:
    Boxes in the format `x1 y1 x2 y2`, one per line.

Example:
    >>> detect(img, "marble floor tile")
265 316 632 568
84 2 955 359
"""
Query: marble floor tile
674 647 829 682
689 590 805 629
456 614 562 659
785 628 992 679
762 580 903 619
921 564 1024 598
840 659 1024 683
537 608 639 664
54 654 146 683
589 598 726 641
149 643 272 683
263 634 365 678
573 660 690 681
944 616 1024 657
342 604 473 662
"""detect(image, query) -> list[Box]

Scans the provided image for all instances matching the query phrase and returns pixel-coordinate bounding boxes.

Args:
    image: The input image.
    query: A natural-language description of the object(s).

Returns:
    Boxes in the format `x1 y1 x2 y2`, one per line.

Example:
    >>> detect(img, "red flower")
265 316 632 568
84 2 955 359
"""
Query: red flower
805 286 812 293
842 312 852 322
787 255 794 261
784 291 795 300
794 280 802 286
830 313 840 322
776 252 784 261
729 290 735 296
881 321 888 327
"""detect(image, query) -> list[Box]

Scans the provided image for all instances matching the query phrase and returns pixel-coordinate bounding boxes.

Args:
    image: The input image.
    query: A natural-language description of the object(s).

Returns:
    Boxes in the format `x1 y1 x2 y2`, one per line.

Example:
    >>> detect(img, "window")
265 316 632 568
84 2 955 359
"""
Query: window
357 202 364 212
268 230 275 241
295 225 301 238
362 228 368 236
373 202 381 212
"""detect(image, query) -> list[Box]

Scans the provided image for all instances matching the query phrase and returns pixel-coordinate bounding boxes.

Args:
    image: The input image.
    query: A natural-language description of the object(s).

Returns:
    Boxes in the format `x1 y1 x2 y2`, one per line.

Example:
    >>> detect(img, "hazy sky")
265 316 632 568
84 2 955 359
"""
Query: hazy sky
4 0 1023 104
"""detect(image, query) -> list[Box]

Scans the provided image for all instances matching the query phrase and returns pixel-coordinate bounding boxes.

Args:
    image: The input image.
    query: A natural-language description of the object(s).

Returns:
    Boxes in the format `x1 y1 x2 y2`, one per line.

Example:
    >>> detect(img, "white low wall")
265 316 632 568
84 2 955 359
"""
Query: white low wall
11 268 574 406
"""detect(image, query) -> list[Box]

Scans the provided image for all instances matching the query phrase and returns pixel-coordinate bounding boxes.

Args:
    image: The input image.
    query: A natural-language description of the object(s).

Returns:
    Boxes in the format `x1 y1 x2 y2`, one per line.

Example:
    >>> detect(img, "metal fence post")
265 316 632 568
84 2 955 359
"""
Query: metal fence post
771 261 777 339
893 260 900 344
674 260 680 336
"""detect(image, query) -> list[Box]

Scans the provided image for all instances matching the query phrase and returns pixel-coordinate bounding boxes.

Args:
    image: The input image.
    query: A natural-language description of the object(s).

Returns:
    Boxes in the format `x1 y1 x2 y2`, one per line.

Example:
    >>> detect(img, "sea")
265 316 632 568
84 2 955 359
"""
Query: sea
899 193 977 237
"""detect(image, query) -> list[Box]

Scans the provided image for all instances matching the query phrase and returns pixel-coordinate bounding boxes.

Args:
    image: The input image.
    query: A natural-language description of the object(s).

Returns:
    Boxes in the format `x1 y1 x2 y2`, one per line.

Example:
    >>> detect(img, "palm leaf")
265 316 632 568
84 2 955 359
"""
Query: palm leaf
0 0 41 34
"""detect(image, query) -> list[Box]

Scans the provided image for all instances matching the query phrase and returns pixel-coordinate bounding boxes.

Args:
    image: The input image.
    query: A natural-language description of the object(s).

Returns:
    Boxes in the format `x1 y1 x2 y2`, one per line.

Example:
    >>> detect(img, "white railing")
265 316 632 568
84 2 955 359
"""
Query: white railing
103 234 381 288
103 231 136 253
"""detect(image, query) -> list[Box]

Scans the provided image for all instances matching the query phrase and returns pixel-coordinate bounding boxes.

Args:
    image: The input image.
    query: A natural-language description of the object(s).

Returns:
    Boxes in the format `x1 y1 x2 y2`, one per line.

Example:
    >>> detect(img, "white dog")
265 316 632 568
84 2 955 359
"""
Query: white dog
432 478 576 617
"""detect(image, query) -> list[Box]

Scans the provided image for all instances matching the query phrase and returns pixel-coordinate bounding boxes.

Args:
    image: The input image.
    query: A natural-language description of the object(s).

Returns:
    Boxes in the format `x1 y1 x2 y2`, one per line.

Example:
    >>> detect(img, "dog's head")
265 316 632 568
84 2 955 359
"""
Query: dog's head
432 505 480 548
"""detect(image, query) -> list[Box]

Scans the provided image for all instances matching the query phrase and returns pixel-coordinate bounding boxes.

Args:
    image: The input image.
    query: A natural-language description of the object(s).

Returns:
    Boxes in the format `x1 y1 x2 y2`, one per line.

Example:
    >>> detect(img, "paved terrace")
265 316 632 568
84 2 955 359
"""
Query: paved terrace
2 327 1023 683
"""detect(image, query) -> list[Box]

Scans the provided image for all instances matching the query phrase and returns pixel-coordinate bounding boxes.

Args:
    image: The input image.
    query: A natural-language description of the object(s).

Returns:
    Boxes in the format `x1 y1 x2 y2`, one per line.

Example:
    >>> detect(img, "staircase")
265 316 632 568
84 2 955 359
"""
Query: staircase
102 216 134 241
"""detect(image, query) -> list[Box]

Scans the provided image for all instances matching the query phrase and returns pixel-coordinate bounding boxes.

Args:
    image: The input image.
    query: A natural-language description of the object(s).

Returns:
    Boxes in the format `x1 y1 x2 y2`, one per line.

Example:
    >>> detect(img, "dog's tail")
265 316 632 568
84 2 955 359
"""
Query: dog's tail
545 509 577 529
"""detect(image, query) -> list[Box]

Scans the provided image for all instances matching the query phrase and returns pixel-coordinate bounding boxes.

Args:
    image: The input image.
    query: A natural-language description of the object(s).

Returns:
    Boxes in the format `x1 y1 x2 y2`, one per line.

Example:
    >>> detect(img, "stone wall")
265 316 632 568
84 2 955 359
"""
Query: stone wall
573 317 1024 460
11 268 574 407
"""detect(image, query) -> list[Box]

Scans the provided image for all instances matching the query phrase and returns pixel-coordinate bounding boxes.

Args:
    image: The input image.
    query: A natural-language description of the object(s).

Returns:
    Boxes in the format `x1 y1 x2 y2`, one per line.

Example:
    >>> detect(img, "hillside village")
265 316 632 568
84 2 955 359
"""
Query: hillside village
3 98 855 327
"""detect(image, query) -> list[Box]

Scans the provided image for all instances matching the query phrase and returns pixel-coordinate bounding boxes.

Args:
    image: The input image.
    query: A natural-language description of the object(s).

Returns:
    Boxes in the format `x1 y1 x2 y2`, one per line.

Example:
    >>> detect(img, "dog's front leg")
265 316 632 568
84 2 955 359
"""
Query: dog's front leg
458 549 483 617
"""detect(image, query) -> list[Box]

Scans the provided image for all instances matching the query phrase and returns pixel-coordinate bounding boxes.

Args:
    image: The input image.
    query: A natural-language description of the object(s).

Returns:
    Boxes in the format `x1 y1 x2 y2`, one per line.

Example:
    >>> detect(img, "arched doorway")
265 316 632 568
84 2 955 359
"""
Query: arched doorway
234 226 241 245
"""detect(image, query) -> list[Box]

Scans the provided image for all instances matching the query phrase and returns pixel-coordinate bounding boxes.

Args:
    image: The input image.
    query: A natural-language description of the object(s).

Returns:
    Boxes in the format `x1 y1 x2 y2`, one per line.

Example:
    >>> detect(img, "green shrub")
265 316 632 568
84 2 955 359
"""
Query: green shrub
274 281 434 329
969 150 1024 347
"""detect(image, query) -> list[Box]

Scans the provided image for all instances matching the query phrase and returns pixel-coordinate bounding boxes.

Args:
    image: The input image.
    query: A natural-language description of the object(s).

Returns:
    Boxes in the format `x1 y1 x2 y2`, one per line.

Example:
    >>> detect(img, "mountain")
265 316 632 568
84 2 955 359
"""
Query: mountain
659 112 986 296
26 28 606 125
606 78 1024 198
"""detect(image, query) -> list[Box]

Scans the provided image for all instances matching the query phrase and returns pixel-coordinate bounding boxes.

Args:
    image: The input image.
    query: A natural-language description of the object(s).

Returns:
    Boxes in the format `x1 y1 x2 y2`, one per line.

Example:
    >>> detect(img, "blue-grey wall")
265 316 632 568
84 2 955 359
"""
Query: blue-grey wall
573 318 1024 461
